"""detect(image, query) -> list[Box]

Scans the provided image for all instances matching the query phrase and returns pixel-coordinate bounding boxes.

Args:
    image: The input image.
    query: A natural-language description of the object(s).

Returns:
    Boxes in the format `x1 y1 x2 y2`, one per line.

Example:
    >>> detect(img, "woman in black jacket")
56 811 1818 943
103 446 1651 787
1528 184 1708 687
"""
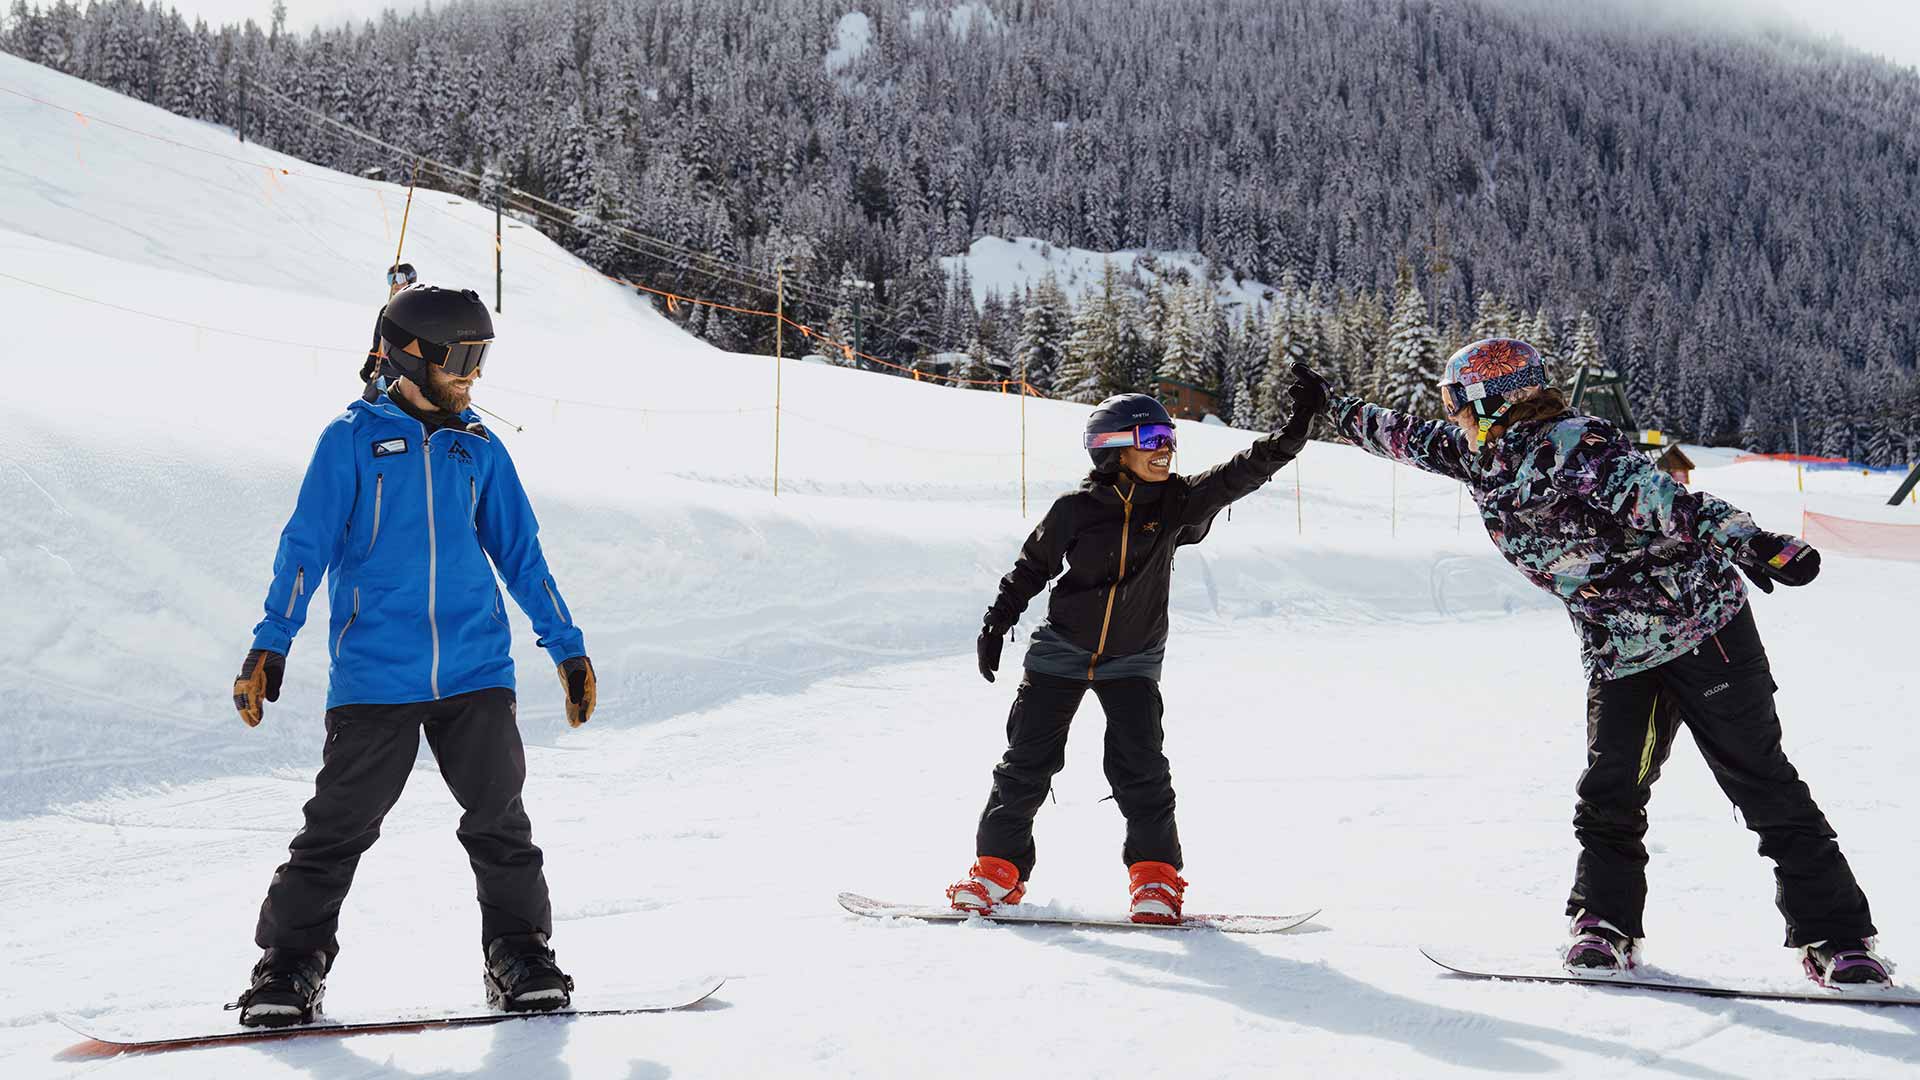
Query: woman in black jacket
949 368 1325 922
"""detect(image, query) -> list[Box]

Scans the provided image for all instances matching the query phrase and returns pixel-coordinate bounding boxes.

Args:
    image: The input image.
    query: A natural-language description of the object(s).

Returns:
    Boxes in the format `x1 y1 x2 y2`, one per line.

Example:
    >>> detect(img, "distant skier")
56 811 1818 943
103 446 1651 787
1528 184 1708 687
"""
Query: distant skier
230 285 599 1026
359 262 417 402
952 371 1325 923
1312 338 1889 986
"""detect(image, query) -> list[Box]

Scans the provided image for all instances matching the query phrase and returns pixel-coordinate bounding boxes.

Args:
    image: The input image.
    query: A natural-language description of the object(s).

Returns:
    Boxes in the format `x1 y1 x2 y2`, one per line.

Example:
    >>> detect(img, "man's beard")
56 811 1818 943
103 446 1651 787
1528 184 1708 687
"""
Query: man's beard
419 372 469 415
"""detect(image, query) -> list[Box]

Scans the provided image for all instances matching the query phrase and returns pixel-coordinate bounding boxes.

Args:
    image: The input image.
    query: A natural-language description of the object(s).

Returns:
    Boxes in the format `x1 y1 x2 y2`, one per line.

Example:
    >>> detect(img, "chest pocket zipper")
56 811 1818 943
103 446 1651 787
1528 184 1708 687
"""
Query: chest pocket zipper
469 476 478 531
365 474 384 556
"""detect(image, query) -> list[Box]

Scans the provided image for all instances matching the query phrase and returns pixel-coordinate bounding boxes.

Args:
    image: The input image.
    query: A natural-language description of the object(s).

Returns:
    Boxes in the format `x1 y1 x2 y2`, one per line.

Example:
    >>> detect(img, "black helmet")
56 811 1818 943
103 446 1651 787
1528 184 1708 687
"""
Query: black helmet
379 286 494 382
1083 393 1174 473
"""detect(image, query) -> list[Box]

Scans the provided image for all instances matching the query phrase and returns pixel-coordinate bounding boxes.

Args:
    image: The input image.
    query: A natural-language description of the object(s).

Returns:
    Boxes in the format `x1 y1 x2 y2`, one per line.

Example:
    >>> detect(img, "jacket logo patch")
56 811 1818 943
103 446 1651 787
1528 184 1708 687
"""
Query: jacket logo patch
1142 520 1160 533
446 441 474 466
1704 682 1731 698
373 438 409 458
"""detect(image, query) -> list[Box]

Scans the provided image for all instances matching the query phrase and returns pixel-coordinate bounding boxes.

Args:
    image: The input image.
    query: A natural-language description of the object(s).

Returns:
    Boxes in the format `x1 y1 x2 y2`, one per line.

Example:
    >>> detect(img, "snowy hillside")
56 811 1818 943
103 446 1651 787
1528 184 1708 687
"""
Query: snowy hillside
942 235 1278 311
3 53 1920 1079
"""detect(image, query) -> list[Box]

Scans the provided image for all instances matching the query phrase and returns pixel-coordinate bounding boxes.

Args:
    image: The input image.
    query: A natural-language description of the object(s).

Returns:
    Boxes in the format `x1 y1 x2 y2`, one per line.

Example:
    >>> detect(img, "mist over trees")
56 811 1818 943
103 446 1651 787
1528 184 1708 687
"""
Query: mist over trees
5 0 1918 459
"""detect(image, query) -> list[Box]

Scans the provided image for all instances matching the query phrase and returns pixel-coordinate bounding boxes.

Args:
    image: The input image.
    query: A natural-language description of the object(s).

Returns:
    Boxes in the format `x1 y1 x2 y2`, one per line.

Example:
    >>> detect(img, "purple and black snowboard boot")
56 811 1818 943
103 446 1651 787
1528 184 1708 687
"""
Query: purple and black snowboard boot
1564 910 1637 972
1803 938 1893 988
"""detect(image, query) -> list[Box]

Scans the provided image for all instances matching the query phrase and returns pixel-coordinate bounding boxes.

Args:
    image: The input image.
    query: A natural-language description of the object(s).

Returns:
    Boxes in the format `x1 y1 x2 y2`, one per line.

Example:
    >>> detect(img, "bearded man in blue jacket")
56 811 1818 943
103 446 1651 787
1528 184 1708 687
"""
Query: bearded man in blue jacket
228 285 597 1027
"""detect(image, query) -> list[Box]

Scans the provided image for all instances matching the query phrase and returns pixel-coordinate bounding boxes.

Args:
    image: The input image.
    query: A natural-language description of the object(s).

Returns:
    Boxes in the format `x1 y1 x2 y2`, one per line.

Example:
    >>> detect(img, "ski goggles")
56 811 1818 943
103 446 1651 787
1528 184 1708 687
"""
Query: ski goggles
1440 381 1482 416
387 334 491 377
387 265 418 288
1085 422 1178 452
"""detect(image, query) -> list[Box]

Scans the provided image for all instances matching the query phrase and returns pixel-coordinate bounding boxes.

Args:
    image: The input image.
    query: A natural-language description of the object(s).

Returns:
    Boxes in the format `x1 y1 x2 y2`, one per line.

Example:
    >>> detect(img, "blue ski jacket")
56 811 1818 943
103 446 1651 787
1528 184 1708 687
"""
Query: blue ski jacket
251 395 586 708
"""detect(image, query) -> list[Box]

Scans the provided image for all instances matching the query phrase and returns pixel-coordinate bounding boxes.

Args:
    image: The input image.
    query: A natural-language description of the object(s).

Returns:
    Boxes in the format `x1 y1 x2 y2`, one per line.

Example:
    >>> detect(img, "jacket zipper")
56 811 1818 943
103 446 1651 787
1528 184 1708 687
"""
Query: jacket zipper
421 423 441 699
334 587 360 658
1712 634 1730 663
469 476 478 530
1088 481 1135 679
365 473 384 555
543 578 568 625
283 567 305 619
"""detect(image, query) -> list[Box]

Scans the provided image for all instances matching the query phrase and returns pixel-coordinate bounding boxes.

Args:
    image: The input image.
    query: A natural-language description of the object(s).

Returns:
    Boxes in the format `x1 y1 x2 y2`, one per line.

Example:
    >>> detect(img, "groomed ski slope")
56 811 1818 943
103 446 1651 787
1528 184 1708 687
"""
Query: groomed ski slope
2 53 1918 1078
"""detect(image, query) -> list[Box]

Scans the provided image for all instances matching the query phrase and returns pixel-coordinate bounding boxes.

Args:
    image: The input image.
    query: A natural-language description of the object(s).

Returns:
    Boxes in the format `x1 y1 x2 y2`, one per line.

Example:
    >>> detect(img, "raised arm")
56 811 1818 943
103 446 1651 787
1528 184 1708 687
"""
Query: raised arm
1548 420 1759 549
1182 362 1326 524
1329 394 1473 483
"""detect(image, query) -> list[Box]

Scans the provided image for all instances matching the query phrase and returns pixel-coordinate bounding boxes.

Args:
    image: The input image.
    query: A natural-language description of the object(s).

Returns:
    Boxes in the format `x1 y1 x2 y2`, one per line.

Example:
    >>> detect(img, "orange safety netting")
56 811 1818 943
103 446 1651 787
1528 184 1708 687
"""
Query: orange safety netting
1732 453 1853 466
1801 511 1920 563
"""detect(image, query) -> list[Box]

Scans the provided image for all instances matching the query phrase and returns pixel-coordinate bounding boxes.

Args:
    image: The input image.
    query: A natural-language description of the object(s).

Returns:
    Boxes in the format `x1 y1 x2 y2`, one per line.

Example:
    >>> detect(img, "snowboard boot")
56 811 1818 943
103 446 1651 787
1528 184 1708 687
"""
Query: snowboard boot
946 856 1026 913
1127 861 1188 925
1803 938 1893 987
1564 910 1638 972
484 932 574 1012
229 947 329 1028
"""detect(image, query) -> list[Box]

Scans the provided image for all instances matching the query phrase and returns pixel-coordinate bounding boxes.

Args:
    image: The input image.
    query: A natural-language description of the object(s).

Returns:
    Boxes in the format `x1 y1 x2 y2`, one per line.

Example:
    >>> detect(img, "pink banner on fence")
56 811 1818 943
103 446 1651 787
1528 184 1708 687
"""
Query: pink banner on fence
1801 511 1920 563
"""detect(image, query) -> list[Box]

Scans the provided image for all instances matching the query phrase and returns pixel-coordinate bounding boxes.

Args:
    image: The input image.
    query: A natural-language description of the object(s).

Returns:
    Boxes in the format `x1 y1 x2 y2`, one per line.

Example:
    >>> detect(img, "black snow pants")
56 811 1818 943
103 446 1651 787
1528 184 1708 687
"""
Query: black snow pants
254 687 553 958
974 671 1181 880
1566 605 1874 946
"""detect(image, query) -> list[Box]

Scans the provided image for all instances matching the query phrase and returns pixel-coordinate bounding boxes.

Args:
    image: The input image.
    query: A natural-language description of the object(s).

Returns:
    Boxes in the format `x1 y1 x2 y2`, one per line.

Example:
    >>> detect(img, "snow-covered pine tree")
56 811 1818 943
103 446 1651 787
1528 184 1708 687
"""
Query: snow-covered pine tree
1016 273 1070 392
960 333 1001 390
1380 268 1443 416
1154 282 1206 390
1567 310 1604 391
1468 290 1516 341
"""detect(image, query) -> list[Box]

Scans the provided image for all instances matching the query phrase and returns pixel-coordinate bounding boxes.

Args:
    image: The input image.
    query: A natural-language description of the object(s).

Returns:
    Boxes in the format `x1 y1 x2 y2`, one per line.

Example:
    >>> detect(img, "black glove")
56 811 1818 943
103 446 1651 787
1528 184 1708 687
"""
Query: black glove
558 656 596 727
1734 532 1820 594
232 648 286 728
1280 364 1332 438
977 627 1004 683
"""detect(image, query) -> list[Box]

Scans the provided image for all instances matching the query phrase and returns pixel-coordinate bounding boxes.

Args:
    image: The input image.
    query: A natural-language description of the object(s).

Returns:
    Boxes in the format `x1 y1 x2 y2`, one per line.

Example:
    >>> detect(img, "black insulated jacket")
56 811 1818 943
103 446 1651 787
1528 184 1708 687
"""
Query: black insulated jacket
984 430 1305 678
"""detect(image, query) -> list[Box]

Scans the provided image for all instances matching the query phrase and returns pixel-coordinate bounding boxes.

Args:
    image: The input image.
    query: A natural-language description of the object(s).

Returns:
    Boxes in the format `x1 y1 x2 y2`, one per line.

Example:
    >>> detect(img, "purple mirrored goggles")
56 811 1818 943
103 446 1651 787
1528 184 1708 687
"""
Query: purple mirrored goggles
1085 422 1178 452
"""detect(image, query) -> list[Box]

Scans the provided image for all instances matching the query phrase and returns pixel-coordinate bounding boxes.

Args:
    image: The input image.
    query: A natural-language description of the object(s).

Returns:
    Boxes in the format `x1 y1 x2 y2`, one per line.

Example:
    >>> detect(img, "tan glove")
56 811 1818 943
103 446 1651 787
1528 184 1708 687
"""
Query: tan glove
558 656 596 727
232 649 286 728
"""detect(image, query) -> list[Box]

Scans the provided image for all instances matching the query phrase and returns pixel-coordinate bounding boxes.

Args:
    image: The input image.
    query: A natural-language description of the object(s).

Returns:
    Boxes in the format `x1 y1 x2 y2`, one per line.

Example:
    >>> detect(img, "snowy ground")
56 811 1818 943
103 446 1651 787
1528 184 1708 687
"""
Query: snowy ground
3 53 1920 1079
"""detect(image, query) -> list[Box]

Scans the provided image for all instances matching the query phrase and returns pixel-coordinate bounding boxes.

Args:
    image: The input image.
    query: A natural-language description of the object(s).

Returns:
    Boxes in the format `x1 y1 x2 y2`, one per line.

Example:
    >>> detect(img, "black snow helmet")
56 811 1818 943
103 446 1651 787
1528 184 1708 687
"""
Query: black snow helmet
1083 393 1174 473
379 286 494 383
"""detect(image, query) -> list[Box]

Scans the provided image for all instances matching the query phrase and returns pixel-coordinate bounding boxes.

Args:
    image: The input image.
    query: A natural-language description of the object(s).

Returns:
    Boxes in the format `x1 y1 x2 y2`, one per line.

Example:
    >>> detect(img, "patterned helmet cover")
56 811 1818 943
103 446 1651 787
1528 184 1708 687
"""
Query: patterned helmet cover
1441 338 1548 412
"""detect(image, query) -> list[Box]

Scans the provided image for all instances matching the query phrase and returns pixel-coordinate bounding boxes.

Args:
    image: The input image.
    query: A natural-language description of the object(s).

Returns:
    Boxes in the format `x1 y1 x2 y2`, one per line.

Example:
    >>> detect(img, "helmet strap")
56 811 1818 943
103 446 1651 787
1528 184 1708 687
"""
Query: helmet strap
1473 399 1513 448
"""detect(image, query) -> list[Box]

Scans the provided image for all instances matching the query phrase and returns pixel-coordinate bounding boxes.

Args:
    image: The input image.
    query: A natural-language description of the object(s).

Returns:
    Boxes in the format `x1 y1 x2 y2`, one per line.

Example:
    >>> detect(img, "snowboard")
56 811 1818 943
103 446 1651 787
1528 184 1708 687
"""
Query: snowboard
838 892 1319 934
1422 949 1920 1007
58 975 726 1053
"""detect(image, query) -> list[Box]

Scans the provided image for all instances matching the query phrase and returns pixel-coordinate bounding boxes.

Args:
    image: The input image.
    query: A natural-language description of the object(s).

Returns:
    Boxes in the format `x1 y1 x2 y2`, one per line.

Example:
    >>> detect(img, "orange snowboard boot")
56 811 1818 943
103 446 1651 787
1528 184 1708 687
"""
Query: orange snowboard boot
1128 861 1188 925
946 856 1027 913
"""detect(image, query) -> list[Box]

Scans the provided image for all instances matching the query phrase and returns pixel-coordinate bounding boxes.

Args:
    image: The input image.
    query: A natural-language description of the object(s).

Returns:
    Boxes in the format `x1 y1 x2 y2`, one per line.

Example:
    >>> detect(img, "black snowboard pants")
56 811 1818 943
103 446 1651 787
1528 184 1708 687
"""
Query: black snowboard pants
254 687 552 959
1566 605 1874 946
974 671 1180 880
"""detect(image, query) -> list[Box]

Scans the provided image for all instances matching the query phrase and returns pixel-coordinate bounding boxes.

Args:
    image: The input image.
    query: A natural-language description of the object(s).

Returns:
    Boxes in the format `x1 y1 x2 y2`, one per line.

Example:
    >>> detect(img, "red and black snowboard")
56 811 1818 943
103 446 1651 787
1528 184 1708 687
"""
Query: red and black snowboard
839 892 1319 933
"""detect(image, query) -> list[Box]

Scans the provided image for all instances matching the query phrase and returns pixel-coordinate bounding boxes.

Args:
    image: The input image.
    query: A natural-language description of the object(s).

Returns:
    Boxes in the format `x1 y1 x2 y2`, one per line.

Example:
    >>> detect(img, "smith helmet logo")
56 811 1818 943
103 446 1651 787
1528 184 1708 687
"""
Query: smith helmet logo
373 438 409 458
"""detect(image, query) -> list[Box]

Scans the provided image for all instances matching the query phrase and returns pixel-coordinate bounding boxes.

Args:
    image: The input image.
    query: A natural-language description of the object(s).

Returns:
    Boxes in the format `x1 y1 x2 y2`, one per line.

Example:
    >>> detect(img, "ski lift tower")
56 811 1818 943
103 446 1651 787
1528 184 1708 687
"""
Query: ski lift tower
1570 363 1665 453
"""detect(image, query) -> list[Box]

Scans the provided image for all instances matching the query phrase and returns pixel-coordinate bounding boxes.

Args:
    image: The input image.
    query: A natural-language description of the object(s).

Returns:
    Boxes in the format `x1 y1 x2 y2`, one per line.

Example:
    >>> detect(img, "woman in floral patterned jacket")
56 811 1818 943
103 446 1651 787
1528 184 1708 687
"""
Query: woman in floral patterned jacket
1303 338 1888 988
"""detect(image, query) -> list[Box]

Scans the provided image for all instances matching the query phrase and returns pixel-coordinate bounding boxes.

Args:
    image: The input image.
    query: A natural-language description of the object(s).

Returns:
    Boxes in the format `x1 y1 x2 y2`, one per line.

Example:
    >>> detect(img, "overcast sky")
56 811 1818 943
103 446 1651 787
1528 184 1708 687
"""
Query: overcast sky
161 0 1920 71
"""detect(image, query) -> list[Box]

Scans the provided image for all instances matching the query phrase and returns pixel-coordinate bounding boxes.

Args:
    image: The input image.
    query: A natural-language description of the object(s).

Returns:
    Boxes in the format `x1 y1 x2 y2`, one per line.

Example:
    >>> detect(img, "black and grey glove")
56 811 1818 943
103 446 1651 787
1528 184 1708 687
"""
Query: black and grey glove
1279 364 1332 440
1733 531 1820 594
977 626 1005 683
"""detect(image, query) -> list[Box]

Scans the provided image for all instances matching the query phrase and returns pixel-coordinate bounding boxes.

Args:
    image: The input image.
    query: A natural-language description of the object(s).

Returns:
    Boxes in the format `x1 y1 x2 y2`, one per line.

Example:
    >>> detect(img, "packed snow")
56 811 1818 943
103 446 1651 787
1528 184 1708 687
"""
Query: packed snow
3 51 1919 1079
942 235 1280 311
